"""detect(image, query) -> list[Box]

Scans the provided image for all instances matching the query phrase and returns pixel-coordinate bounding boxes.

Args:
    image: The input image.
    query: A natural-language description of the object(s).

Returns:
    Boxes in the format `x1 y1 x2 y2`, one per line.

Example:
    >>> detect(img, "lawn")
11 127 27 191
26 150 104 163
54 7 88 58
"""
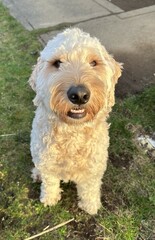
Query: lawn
0 3 155 240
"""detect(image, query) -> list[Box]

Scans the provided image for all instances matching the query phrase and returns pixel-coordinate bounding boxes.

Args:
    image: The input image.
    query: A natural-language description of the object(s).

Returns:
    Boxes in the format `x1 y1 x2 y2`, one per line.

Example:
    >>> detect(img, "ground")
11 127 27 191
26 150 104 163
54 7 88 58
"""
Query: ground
111 0 155 11
115 44 155 98
111 0 155 98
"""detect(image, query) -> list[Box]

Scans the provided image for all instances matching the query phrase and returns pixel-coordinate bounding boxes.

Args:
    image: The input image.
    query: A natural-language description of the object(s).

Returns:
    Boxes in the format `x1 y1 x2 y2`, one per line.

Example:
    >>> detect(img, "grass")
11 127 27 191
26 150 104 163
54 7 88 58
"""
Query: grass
0 3 155 239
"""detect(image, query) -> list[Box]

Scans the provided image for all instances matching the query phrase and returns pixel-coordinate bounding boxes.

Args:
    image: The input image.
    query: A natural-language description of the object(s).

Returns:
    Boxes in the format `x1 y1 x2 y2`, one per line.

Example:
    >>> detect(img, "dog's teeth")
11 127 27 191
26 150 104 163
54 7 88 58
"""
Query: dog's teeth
71 109 85 113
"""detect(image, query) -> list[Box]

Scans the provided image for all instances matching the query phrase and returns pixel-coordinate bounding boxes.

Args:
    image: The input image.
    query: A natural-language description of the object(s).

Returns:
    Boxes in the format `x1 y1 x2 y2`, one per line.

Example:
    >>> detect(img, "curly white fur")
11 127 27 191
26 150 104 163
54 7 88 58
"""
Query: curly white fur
29 28 122 215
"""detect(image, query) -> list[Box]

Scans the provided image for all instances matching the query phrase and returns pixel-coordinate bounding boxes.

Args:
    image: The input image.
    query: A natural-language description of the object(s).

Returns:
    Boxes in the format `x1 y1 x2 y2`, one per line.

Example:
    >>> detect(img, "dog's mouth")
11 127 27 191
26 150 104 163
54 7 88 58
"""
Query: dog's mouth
67 107 86 119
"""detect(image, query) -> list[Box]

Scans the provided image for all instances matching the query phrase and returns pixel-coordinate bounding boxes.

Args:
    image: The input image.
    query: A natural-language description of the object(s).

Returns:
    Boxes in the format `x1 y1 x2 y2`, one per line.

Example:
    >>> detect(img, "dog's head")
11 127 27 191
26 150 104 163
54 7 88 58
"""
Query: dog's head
29 28 122 124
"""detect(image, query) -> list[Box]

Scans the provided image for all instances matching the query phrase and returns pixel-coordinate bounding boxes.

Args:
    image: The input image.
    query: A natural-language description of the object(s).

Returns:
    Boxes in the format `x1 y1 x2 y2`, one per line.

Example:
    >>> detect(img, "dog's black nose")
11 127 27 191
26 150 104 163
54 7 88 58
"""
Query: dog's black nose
67 85 90 105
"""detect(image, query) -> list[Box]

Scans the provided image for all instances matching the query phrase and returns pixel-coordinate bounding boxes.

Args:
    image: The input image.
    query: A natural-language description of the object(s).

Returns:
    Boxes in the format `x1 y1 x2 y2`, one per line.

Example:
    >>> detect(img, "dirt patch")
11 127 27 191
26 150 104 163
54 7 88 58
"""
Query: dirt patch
67 217 103 240
109 152 133 169
102 181 129 211
111 0 155 11
28 183 40 200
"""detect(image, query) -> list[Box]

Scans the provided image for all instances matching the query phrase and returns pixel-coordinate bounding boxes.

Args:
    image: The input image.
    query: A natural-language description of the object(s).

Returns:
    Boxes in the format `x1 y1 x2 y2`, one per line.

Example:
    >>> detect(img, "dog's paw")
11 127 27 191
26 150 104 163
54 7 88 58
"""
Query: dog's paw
78 200 101 215
40 194 61 207
31 167 41 182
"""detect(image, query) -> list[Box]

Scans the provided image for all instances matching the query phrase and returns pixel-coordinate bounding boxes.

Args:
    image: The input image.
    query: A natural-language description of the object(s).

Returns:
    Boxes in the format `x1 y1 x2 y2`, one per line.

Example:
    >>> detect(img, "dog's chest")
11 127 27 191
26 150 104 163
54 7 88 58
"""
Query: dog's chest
51 125 94 161
42 120 109 181
45 125 97 180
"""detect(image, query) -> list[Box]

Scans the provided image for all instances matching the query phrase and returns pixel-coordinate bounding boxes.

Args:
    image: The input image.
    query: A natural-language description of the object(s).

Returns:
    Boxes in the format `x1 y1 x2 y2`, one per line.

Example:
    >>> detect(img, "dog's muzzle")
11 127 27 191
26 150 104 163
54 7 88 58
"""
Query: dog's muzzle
67 84 90 119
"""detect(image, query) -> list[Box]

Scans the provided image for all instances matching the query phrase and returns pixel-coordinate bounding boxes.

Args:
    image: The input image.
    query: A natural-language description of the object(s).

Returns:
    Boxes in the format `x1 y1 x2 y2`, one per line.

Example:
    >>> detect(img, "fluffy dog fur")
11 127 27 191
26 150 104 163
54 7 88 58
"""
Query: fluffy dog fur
29 28 122 215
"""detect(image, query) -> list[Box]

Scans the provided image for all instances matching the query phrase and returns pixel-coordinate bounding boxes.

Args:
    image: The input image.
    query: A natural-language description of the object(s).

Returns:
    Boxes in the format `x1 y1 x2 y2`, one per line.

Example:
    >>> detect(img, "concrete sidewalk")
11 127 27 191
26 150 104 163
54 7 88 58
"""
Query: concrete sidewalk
2 0 155 97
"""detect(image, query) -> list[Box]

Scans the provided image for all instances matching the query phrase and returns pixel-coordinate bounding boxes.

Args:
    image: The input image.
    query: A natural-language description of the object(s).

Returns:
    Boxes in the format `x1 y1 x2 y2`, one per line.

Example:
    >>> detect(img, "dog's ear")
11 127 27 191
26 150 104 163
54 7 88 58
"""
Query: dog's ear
107 57 122 110
28 57 43 92
111 58 122 84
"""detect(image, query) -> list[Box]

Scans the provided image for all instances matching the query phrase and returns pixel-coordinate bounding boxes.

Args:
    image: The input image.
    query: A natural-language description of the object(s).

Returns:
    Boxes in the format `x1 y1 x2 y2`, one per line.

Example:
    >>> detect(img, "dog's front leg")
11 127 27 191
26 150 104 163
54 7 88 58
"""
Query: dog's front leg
77 177 102 215
40 174 61 206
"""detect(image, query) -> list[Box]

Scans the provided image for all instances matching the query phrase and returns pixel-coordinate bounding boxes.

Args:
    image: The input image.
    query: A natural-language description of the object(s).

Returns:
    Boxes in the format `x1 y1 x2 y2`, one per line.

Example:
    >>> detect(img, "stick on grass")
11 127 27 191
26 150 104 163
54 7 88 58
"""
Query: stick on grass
25 218 74 240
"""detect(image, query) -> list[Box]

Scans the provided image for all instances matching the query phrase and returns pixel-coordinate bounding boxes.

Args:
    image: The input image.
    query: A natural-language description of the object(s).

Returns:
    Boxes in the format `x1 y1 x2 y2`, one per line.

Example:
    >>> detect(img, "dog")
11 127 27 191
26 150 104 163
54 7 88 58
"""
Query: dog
29 28 122 215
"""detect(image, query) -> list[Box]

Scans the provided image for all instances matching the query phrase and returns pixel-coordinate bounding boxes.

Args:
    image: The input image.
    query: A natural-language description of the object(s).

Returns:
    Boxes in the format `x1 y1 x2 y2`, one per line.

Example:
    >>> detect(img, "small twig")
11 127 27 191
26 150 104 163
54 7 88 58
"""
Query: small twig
0 133 16 137
43 225 50 231
25 218 74 240
99 223 113 234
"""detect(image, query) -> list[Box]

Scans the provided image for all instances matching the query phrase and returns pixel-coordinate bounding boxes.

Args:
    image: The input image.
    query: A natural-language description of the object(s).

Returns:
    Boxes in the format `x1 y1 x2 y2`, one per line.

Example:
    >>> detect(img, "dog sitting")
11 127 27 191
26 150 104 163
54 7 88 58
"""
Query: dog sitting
29 28 122 215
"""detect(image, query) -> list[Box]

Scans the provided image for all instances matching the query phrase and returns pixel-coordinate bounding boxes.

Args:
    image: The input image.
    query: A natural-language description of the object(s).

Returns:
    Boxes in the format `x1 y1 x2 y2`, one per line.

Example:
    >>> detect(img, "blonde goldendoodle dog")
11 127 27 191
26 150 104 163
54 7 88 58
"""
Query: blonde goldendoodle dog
29 28 122 215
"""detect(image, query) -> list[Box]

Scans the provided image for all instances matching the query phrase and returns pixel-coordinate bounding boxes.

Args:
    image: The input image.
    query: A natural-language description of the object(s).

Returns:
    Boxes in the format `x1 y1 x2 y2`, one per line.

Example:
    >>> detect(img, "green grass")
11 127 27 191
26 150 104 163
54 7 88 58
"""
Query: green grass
0 3 155 239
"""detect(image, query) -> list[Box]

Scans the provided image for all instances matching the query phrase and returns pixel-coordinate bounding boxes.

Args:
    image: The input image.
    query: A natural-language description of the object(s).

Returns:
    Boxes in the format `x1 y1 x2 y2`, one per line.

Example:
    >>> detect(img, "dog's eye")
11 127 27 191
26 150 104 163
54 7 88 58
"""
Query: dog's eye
53 60 62 68
90 60 97 67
